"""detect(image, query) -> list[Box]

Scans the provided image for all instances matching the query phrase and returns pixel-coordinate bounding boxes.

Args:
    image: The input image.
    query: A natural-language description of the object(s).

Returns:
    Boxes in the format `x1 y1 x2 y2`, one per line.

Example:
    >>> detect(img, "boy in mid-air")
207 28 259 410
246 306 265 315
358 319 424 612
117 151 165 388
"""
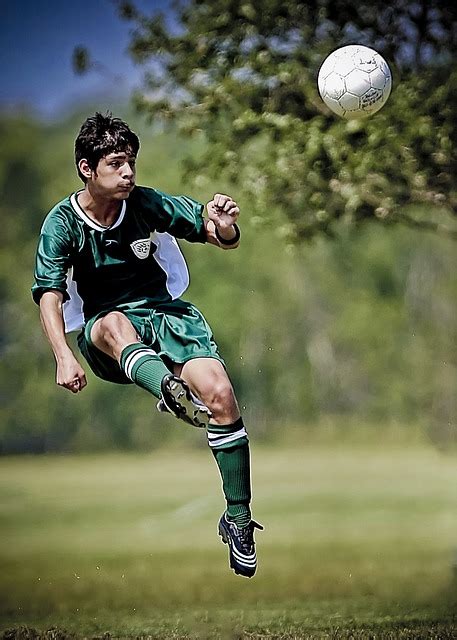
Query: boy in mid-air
32 112 262 577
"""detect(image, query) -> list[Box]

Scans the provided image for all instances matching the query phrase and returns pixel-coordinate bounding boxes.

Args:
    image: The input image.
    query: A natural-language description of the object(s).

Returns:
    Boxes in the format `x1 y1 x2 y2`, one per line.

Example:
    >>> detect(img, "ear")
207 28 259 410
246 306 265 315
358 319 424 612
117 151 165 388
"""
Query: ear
78 158 93 180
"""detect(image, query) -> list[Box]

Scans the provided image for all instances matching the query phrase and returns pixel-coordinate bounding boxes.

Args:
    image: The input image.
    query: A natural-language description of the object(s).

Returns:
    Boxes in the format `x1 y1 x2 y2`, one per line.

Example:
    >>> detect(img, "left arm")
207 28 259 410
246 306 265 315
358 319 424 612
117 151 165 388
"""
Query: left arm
205 193 240 250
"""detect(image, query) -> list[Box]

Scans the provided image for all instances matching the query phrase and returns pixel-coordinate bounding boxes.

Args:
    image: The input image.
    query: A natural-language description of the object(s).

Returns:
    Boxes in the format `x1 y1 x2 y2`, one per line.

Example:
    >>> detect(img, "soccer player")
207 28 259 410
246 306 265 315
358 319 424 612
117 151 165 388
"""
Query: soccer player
32 112 262 577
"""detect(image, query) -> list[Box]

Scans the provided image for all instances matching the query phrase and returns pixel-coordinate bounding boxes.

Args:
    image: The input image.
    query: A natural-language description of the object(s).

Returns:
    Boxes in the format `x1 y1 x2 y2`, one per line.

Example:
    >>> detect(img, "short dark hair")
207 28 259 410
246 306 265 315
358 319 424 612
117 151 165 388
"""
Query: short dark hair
74 112 140 182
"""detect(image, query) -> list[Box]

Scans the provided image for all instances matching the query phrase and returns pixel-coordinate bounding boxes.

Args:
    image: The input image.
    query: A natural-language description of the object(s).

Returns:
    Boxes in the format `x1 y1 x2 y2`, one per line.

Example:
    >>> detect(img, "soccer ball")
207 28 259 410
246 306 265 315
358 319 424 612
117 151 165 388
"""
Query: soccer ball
317 45 392 119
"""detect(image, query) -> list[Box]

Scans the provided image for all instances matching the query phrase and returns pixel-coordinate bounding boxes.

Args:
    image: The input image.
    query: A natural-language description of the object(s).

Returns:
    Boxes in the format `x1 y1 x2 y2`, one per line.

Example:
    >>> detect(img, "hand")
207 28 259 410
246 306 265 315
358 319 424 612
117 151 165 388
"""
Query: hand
56 354 87 394
206 193 240 231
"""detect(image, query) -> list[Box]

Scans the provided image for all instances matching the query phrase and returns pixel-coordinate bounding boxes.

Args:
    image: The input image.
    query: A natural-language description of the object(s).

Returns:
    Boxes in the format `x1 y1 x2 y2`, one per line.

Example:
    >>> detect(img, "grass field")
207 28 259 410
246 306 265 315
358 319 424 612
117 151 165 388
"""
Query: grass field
1 444 457 638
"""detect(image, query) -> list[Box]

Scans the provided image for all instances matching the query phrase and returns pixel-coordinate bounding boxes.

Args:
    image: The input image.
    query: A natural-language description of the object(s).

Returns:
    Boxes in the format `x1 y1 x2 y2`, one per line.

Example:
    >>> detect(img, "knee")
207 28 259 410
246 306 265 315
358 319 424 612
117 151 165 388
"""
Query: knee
203 376 236 418
99 311 127 336
93 312 135 348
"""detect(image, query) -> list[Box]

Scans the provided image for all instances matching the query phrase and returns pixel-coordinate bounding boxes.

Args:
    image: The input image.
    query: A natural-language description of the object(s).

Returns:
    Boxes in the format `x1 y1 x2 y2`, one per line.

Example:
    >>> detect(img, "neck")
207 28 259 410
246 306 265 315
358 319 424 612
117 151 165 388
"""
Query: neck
78 186 122 227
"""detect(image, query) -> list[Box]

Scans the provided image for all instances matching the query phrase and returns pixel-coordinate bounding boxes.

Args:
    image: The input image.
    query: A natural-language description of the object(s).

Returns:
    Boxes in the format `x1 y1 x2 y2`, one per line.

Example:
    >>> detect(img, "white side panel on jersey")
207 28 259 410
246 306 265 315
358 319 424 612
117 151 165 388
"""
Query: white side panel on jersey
151 232 190 299
63 233 189 332
63 269 85 333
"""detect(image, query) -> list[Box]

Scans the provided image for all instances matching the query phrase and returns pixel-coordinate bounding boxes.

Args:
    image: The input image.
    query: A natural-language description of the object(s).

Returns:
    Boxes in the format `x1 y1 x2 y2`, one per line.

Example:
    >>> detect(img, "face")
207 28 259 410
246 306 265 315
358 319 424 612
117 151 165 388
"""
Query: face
81 151 137 199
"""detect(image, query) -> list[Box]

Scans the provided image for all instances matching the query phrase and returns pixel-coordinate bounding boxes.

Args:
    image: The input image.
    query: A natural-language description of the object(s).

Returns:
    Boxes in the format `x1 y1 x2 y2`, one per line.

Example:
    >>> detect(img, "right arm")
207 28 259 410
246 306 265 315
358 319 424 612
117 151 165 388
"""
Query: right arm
33 209 86 393
39 290 87 394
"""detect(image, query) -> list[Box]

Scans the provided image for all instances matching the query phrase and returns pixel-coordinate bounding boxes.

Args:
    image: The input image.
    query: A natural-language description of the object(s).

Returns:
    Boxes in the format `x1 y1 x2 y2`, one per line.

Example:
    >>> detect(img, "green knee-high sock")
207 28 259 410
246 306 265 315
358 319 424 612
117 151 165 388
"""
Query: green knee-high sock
120 343 170 398
207 417 252 528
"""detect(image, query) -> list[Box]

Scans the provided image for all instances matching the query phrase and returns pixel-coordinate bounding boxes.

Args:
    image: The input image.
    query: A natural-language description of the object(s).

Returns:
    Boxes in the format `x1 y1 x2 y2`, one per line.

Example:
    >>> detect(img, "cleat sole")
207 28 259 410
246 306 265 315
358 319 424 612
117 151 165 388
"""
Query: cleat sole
160 375 212 428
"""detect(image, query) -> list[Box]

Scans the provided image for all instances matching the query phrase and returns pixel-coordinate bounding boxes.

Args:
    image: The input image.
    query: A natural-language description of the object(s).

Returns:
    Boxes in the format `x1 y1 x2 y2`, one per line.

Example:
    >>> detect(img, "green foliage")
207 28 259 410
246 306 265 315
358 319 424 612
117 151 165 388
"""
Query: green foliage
118 0 457 239
1 109 457 453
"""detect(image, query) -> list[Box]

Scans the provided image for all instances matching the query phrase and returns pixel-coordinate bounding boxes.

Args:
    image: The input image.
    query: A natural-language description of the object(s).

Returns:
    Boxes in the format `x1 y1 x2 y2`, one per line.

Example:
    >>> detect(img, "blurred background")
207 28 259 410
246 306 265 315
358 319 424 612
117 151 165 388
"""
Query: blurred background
2 0 457 454
1 1 457 636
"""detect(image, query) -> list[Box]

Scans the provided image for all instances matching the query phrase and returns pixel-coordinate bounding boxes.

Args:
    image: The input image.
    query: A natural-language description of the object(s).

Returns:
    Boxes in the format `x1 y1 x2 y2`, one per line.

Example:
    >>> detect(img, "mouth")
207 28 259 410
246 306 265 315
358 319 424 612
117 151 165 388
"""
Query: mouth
118 183 134 191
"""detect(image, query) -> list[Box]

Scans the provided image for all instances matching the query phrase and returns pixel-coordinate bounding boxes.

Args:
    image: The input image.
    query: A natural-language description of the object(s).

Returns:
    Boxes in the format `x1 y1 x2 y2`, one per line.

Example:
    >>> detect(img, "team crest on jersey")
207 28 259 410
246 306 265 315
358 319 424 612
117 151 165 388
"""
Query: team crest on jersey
130 238 151 259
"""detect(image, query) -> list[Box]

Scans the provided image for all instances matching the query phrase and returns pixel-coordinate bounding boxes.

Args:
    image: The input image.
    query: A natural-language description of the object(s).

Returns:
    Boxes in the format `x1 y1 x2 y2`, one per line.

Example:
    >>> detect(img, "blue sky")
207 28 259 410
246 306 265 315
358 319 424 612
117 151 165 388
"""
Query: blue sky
2 0 173 118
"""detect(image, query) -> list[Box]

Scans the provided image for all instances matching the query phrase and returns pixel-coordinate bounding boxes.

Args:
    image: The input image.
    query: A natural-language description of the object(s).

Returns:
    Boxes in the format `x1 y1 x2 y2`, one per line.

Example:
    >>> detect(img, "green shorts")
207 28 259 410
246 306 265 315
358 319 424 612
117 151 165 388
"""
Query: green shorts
77 299 224 385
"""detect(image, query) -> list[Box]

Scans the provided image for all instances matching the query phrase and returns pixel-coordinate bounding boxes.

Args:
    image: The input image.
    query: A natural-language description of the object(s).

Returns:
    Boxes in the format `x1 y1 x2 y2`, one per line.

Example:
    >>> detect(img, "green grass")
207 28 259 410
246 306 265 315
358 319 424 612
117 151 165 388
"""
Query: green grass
1 445 457 638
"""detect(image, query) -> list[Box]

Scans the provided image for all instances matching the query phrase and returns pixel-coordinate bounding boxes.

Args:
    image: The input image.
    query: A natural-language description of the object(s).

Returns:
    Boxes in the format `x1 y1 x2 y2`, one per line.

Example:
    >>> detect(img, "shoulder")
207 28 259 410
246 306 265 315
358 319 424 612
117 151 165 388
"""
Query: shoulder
128 185 163 209
128 186 202 210
40 195 82 248
41 195 75 232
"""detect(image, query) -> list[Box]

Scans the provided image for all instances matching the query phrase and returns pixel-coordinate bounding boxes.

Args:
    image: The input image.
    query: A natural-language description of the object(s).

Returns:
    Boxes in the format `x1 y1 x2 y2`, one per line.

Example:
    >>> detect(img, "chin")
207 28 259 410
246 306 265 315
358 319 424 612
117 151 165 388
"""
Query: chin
116 190 133 199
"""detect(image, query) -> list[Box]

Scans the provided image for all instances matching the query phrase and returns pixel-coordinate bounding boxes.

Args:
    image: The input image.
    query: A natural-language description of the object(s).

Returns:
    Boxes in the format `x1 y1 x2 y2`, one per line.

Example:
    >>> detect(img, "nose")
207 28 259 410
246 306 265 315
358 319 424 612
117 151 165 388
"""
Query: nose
122 162 134 179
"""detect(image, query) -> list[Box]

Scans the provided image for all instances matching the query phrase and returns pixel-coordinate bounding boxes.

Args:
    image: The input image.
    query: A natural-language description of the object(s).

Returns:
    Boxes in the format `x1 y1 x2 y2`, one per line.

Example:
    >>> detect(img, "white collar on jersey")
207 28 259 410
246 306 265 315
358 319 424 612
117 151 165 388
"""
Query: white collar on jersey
70 192 126 231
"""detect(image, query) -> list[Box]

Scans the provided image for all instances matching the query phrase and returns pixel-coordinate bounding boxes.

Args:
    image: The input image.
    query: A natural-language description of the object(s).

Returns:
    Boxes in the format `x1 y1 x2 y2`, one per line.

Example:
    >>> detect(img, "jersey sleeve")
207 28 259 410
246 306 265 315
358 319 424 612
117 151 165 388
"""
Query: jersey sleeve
32 211 74 305
134 187 207 243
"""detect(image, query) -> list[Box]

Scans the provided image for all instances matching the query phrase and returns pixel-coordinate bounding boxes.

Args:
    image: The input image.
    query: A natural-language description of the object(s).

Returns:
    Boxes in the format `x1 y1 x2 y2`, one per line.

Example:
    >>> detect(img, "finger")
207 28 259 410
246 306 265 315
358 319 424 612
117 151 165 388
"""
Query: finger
217 208 239 223
67 378 81 393
225 205 240 217
65 381 79 394
223 199 236 212
207 201 219 216
214 193 229 208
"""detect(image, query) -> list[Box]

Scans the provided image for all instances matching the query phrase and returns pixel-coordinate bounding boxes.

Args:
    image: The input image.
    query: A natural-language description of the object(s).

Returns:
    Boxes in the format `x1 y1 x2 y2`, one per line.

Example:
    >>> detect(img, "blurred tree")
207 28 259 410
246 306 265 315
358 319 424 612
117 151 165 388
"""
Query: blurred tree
2 110 457 452
101 0 457 240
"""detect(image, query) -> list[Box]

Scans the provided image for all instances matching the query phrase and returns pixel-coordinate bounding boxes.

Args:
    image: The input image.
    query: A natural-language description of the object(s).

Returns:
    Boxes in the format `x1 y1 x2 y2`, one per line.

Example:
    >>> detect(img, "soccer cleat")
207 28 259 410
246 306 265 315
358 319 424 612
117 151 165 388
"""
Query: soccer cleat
157 374 212 428
218 512 263 578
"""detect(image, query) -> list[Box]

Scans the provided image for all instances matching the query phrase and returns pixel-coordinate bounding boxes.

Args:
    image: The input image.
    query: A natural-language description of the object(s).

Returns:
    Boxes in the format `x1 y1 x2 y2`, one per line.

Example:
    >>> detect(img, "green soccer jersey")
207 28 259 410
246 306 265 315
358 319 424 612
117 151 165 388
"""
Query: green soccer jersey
32 186 207 331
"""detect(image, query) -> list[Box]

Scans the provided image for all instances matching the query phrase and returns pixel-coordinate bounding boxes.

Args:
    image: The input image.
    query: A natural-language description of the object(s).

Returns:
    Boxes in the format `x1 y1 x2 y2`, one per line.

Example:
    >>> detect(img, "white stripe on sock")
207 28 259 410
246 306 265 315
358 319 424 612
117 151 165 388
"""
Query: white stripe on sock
206 427 248 448
123 348 157 381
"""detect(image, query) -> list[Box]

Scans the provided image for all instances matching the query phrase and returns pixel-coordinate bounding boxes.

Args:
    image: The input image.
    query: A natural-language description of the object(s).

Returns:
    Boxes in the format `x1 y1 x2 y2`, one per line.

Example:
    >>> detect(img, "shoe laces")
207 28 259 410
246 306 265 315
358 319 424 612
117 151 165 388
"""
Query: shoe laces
236 520 263 552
